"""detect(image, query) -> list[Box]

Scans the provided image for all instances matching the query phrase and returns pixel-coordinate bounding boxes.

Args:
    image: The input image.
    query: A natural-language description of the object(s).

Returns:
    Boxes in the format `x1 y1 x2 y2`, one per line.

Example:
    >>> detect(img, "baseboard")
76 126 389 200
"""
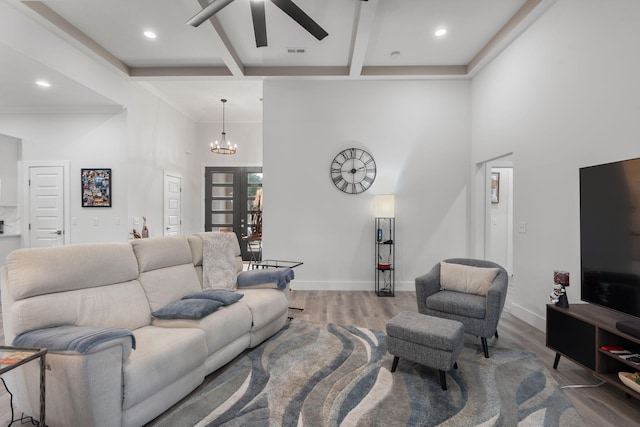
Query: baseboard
289 281 415 292
510 302 545 332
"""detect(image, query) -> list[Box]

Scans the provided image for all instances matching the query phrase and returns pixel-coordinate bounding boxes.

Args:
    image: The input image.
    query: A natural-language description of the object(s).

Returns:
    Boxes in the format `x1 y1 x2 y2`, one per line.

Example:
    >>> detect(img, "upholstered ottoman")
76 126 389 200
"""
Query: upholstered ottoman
386 311 464 390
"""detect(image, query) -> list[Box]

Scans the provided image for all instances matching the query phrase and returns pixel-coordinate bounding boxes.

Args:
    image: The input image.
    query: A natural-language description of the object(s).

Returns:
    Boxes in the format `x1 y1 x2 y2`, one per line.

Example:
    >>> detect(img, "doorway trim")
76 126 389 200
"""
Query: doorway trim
163 170 183 236
22 160 71 247
473 153 513 260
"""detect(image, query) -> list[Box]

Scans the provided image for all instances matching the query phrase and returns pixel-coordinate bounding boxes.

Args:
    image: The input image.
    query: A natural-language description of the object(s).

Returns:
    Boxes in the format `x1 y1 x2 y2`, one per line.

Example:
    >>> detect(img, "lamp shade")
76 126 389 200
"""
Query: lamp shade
374 195 395 217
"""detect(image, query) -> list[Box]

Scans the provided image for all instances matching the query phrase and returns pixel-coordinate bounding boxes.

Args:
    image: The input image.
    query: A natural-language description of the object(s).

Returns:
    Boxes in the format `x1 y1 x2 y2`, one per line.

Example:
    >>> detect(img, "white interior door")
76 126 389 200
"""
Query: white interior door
164 172 182 235
29 166 65 248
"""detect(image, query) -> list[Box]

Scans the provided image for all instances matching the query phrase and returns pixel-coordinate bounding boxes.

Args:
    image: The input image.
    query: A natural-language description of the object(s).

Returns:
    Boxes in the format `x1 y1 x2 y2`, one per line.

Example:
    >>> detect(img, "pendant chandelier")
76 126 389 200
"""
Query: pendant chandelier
210 98 237 155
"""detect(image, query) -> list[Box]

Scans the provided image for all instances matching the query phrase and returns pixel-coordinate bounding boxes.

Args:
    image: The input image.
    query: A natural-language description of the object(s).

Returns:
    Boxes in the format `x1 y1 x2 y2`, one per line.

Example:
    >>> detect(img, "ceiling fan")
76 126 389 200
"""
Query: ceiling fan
187 0 329 48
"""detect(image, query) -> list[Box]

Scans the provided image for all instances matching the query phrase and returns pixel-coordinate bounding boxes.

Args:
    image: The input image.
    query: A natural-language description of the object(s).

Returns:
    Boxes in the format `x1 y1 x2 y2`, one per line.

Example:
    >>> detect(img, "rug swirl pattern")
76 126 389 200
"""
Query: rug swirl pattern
153 319 583 426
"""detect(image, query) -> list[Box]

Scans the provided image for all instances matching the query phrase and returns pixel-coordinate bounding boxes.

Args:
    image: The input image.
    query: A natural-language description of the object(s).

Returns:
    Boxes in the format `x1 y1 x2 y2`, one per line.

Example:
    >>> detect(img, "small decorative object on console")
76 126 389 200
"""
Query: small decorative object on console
142 216 149 238
620 354 640 365
619 372 640 394
550 270 570 308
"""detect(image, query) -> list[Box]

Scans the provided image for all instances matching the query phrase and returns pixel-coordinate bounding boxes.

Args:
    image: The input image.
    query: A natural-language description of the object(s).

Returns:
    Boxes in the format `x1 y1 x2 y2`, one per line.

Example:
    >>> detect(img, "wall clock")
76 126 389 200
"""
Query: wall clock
330 147 376 194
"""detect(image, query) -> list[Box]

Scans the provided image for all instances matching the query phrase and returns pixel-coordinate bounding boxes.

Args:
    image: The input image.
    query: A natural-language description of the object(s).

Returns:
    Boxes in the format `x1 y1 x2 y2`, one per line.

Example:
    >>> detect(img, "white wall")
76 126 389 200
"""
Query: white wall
0 113 129 243
124 83 199 238
263 80 471 290
0 134 19 206
0 2 203 245
471 0 640 329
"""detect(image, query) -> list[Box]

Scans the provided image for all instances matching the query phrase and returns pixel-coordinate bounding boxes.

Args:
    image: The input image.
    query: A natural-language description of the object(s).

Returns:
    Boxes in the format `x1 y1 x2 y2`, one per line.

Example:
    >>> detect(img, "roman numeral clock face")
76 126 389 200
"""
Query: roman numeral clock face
330 148 377 194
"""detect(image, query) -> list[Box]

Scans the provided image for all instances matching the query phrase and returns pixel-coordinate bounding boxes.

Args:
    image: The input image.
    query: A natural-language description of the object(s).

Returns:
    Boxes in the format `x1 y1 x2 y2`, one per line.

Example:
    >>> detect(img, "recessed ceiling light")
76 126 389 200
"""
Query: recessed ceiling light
143 30 157 39
35 80 50 88
434 27 448 38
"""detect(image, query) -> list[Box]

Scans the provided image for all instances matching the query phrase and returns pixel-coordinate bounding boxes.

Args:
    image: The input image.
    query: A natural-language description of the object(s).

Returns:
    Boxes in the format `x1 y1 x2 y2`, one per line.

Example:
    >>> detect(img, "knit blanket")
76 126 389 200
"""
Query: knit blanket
199 232 238 290
13 325 135 354
237 268 294 290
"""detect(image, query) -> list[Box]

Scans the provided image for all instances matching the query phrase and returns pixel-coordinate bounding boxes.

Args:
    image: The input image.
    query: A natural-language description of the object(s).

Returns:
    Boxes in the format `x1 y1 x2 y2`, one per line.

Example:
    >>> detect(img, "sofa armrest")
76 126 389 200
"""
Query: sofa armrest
485 269 509 329
5 338 130 427
414 263 441 313
237 268 294 290
12 325 135 361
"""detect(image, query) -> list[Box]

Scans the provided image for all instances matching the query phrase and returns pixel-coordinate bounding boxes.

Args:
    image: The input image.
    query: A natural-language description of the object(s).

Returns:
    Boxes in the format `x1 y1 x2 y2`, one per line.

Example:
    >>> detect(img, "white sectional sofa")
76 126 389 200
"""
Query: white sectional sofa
0 233 291 427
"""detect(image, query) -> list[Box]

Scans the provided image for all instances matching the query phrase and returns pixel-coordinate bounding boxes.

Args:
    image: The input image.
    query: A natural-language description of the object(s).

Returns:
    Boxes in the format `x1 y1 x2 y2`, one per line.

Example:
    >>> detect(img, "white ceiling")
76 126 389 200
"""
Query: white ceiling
2 0 554 122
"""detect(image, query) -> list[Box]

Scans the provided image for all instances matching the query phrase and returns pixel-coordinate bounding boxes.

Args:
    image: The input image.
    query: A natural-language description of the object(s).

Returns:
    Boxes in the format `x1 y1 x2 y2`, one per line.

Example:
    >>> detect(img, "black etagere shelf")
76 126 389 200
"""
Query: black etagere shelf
375 217 395 297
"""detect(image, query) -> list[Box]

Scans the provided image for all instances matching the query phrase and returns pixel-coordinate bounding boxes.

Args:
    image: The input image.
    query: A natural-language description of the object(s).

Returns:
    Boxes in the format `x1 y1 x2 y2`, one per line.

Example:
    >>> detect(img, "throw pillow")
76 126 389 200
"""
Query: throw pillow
440 261 499 296
182 290 244 306
152 299 224 320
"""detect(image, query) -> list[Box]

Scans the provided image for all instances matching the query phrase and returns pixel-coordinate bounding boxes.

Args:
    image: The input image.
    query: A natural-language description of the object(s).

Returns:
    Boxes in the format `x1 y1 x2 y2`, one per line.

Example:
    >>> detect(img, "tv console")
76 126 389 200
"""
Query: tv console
546 303 640 400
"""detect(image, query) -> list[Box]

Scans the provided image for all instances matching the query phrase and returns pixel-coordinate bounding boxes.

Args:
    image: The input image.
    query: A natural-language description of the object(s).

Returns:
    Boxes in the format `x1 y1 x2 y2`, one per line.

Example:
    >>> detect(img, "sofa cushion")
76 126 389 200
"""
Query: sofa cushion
10 281 152 336
6 242 138 300
152 302 252 356
426 290 487 320
182 290 243 306
138 264 203 312
187 235 204 267
236 289 289 329
439 261 499 296
124 326 206 410
152 299 224 320
132 236 194 273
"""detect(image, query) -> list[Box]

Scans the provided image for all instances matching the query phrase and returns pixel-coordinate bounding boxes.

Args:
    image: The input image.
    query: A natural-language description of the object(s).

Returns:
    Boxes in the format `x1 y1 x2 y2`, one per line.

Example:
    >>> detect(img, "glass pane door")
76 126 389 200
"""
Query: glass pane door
204 167 262 261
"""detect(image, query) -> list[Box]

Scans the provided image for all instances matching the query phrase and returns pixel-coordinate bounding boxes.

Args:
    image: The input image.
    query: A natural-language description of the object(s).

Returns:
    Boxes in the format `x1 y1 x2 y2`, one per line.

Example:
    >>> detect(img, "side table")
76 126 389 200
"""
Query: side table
0 346 47 426
242 235 262 269
253 260 302 269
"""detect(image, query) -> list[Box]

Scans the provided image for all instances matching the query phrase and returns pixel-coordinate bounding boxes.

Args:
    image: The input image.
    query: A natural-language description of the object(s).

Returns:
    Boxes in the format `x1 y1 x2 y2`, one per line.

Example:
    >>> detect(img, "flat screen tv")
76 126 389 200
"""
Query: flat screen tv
580 156 640 318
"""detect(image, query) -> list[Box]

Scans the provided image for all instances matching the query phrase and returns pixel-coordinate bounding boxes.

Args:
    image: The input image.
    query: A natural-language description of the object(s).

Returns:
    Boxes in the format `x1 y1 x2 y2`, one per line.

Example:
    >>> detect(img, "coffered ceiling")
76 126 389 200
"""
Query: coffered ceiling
2 0 555 122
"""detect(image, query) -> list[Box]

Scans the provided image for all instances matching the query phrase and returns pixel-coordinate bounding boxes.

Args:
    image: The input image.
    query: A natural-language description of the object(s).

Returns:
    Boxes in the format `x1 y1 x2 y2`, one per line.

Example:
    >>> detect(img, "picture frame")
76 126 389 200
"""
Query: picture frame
491 172 500 204
81 168 111 207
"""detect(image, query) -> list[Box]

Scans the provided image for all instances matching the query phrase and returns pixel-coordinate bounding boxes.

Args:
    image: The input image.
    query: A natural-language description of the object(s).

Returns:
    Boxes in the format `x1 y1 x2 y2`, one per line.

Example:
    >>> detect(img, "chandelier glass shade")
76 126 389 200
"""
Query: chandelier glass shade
210 98 237 155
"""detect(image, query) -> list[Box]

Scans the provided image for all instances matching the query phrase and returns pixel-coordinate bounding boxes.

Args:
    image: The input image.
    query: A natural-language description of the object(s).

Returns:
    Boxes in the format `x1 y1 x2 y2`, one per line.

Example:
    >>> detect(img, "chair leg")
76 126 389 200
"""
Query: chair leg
495 330 499 339
391 356 399 372
481 337 489 358
453 362 458 370
439 370 447 390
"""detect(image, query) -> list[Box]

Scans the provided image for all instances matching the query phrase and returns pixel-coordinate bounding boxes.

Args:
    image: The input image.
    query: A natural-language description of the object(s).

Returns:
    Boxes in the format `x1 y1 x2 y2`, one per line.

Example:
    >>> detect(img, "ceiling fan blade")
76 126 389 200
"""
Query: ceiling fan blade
270 0 328 41
250 0 268 47
187 0 235 27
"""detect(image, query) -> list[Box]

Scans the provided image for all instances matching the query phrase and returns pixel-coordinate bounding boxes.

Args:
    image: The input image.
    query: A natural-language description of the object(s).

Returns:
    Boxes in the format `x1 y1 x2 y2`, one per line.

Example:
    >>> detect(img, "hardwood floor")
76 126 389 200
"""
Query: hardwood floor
1 291 640 426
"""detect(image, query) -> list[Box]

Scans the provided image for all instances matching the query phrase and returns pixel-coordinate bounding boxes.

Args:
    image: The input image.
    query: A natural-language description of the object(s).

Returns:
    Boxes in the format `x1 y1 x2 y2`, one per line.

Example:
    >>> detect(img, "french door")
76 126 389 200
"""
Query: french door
204 167 263 260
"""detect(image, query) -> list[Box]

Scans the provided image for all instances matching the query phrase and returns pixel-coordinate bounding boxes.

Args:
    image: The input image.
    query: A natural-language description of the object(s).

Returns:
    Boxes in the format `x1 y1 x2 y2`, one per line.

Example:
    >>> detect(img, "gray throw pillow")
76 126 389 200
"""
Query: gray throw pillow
182 290 244 306
152 299 224 320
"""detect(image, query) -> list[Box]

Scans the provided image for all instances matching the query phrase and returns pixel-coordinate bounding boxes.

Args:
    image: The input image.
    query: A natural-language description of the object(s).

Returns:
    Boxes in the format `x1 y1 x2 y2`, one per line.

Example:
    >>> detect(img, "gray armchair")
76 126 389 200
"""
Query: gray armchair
415 258 508 358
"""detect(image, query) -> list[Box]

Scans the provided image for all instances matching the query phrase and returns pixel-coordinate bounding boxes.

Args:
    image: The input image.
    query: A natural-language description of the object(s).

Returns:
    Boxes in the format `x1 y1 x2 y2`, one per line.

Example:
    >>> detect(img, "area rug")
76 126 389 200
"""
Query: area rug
153 319 583 427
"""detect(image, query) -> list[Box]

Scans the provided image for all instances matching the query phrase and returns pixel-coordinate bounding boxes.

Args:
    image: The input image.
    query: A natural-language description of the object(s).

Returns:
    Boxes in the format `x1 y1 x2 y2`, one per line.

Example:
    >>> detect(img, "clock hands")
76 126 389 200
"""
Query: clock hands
343 164 366 184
